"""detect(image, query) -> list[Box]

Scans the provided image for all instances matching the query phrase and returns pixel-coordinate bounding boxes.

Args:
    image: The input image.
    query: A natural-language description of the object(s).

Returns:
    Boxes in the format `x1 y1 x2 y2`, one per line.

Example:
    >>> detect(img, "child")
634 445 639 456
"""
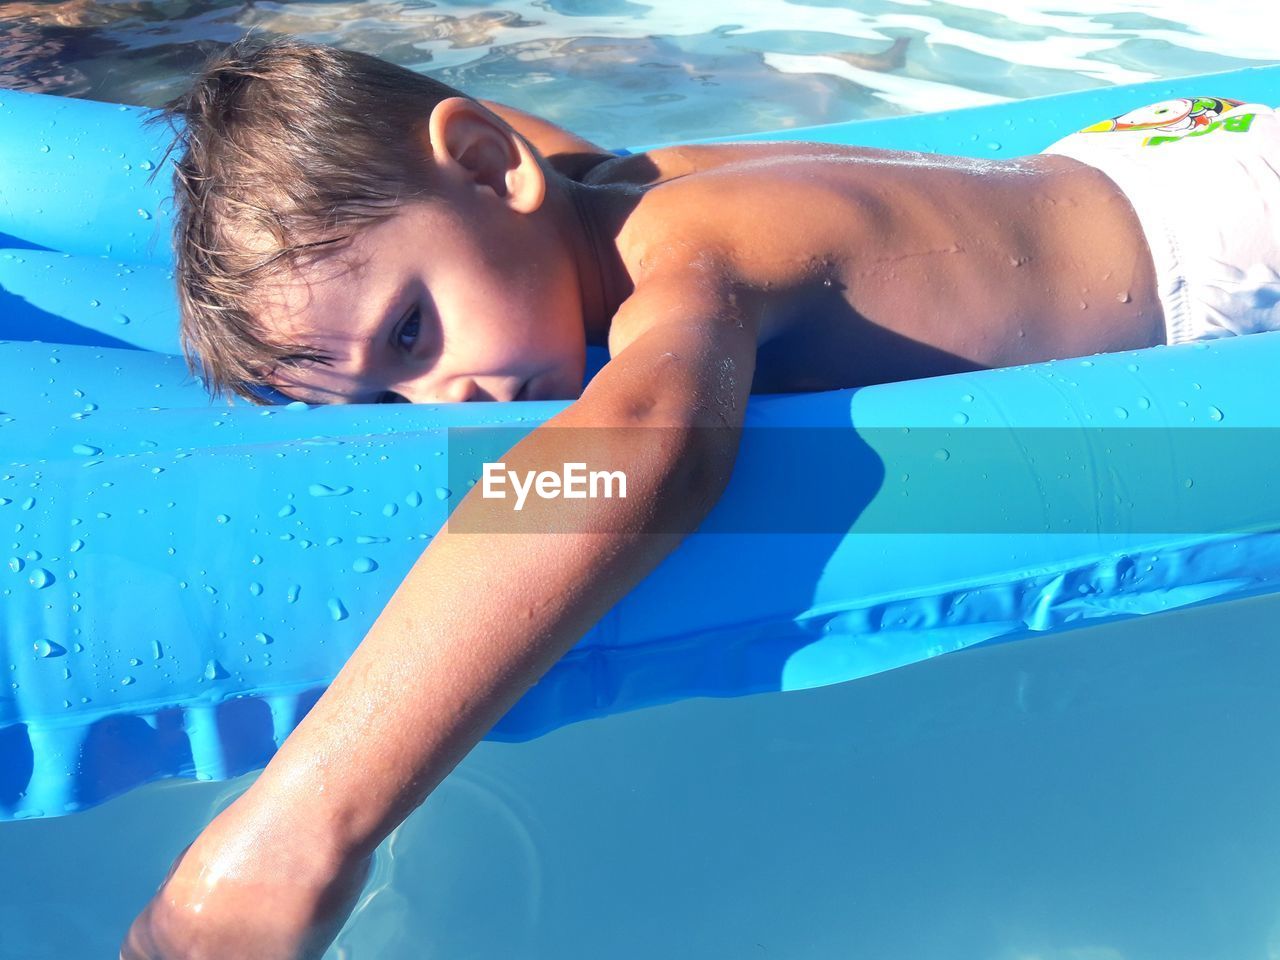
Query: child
123 37 1280 959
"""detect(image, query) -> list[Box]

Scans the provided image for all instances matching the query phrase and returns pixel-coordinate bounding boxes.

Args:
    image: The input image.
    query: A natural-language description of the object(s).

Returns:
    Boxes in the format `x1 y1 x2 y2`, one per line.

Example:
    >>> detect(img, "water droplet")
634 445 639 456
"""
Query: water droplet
286 584 300 603
21 497 35 510
1184 478 1195 489
34 640 66 658
71 443 101 456
139 160 154 171
255 632 273 645
114 313 131 326
308 483 352 497
152 640 164 660
352 557 377 574
327 598 349 622
434 487 451 500
204 659 228 680
7 557 22 573
28 568 53 589
248 581 263 596
121 676 136 686
952 412 969 425
1116 291 1131 304
215 514 230 524
1208 406 1224 421
406 491 422 507
1080 360 1093 367
69 539 84 552
326 537 342 546
1113 406 1128 420
278 504 296 517
1137 396 1151 410
284 400 309 412
136 209 152 220
933 449 950 462
382 503 399 517
961 394 974 403
986 141 1002 151
355 535 389 545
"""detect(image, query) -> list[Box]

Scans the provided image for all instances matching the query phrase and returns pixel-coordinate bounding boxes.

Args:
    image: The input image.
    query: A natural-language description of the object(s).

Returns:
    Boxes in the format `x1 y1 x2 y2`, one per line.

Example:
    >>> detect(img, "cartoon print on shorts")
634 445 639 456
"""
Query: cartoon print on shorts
1078 97 1244 134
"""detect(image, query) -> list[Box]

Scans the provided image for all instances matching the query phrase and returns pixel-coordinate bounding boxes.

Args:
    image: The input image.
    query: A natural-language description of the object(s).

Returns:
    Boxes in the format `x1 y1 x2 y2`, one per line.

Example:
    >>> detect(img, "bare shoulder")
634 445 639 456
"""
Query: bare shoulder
584 140 857 188
589 257 760 430
606 250 756 359
606 152 872 318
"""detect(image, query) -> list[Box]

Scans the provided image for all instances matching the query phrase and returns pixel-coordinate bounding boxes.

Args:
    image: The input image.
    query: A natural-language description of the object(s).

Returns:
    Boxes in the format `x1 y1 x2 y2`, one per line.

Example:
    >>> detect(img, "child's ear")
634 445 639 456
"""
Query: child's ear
425 98 546 214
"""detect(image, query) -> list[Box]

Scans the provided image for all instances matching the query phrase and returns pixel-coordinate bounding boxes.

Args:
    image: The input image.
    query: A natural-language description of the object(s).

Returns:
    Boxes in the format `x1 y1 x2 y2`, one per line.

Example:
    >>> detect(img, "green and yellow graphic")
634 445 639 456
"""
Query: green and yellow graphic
1079 97 1244 134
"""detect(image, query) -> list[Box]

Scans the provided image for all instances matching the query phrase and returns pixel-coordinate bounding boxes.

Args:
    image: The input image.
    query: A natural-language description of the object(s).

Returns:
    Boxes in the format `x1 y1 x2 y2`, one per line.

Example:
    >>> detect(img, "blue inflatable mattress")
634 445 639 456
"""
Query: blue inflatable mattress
2 67 1279 820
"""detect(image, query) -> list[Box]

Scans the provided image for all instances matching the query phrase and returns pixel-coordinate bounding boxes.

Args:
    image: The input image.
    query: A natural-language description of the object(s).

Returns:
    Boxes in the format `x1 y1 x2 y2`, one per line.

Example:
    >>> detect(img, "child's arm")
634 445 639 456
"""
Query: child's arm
478 99 619 179
121 266 758 960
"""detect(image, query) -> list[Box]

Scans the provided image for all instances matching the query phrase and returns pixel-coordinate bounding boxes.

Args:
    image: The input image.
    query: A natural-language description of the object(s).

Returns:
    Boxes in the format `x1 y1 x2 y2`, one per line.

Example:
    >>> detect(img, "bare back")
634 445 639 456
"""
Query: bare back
588 142 1164 392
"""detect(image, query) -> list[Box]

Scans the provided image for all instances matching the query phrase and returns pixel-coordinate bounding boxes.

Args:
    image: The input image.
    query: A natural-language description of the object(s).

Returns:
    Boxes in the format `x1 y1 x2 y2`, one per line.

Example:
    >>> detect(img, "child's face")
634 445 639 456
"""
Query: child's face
261 199 587 404
261 103 589 405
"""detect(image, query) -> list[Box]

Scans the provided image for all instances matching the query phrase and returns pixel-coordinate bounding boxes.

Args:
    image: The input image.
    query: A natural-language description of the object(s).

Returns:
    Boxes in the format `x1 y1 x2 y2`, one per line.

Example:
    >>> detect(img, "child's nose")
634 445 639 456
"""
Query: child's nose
390 377 476 404
437 377 480 404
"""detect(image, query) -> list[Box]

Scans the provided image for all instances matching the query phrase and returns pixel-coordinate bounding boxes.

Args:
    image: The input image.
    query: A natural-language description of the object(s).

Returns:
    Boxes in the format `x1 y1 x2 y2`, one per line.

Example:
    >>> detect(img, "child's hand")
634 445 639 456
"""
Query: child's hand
119 789 371 960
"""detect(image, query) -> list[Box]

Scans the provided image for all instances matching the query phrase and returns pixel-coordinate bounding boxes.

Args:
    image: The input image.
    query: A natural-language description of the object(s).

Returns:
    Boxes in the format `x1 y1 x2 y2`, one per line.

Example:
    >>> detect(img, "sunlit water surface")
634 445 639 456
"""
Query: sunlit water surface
2 592 1279 959
0 0 1277 144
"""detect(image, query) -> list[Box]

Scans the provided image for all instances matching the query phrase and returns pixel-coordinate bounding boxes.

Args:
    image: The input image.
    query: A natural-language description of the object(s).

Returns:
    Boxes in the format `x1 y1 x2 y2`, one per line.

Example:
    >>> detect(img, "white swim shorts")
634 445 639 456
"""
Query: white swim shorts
1041 97 1280 346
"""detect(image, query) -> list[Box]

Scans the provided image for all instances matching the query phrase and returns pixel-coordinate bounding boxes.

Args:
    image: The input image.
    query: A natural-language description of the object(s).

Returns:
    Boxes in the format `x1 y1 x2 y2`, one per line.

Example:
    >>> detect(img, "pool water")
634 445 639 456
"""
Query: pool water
0 0 1277 145
2 590 1279 959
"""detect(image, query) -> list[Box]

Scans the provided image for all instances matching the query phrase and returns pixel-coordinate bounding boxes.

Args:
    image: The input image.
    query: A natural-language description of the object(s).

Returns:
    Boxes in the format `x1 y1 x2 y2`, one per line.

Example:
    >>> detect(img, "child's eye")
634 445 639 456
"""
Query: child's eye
398 308 421 352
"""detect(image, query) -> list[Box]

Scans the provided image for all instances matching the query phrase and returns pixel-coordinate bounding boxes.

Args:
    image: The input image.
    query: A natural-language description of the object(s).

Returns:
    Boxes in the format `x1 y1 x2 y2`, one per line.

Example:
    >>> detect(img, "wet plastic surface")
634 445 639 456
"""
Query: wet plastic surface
1 67 1278 821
